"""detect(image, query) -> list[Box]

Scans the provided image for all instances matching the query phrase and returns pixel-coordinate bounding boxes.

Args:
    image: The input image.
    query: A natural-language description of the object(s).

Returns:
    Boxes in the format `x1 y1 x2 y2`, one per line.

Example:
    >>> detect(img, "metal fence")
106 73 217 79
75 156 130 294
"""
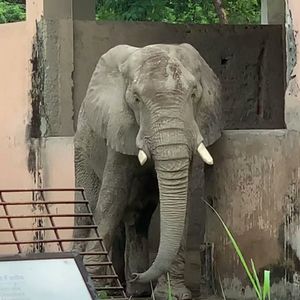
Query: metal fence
0 188 127 299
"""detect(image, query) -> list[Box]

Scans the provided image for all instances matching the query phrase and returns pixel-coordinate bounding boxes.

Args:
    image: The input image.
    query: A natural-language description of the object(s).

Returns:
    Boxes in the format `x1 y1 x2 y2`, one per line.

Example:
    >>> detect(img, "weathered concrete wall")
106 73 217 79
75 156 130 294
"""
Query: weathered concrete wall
261 0 285 24
36 19 74 136
0 1 75 255
42 137 75 252
206 130 300 299
73 21 285 131
285 0 300 131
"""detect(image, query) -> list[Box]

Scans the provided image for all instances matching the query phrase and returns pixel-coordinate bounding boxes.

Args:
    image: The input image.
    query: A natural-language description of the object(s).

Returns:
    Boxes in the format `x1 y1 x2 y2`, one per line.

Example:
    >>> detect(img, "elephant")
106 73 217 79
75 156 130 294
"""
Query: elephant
73 43 222 300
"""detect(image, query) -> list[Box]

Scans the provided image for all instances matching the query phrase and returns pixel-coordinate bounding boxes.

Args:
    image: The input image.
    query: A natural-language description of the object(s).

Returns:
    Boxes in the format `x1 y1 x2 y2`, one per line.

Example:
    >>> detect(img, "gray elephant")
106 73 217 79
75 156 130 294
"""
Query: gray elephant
73 43 222 300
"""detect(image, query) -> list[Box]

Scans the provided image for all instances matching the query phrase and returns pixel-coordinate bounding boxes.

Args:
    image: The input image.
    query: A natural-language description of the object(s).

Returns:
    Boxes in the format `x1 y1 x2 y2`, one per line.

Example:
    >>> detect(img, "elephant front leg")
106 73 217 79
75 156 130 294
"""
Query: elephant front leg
73 146 101 253
83 150 137 276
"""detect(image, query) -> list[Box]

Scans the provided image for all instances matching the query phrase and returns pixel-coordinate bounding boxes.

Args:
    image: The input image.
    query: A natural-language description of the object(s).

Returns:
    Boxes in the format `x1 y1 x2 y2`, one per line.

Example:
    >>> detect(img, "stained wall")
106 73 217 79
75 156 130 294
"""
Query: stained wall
206 130 300 299
0 1 75 255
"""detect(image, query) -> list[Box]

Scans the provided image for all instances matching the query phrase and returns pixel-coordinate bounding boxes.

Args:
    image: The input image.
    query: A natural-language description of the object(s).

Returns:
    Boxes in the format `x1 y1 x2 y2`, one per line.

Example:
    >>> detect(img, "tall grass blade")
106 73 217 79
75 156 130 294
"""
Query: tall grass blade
251 259 262 296
218 273 226 300
203 200 261 299
263 270 271 300
167 272 173 300
150 281 156 300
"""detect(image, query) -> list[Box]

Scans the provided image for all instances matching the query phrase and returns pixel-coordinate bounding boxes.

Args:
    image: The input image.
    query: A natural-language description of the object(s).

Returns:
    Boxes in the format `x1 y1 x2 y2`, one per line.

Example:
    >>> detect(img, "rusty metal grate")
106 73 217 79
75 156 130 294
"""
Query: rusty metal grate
0 188 127 299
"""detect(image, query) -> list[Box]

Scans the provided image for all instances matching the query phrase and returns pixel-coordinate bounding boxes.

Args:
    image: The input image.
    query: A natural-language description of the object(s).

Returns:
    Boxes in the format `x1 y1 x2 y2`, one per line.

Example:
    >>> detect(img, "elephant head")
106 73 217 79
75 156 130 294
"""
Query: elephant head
82 43 222 282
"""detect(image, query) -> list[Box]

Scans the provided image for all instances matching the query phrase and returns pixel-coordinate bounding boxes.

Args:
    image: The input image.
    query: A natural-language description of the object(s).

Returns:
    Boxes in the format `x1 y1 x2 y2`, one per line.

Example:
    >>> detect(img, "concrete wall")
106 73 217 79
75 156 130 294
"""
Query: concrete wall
261 0 285 24
206 130 300 299
0 22 32 190
72 21 285 131
285 0 300 131
0 1 75 255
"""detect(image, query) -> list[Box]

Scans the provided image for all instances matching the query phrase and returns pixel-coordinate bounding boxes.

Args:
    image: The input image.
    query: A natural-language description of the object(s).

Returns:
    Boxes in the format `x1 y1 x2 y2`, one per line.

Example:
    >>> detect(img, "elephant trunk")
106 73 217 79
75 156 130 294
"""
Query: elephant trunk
132 129 190 283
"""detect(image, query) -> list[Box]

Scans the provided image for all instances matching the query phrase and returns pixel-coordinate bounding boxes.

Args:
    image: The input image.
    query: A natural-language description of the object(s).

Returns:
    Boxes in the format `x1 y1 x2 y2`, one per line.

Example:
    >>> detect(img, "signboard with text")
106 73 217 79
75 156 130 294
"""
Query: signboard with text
0 253 97 300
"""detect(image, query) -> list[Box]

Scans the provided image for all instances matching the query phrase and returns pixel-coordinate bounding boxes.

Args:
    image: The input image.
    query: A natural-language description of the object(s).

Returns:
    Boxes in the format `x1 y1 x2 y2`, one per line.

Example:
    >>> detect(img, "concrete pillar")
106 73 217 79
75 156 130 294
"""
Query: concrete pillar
206 130 300 299
27 0 95 20
26 0 95 136
261 0 285 24
285 0 300 130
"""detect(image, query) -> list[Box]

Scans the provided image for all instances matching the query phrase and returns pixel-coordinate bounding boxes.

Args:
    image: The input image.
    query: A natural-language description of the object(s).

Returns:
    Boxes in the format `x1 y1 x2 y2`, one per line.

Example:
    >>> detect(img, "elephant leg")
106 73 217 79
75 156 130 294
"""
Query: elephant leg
124 175 158 297
154 234 191 300
83 150 137 276
73 146 101 252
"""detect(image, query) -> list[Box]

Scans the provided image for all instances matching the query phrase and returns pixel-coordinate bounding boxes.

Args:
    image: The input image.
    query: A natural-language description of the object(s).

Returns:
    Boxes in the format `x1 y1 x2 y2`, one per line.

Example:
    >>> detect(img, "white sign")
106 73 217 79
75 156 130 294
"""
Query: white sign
0 258 94 300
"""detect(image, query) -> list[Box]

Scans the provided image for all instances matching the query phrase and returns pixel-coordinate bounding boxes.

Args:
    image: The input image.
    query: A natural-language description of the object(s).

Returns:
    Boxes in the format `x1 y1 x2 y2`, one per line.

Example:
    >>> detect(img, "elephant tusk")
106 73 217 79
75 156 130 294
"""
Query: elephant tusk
138 150 147 166
197 143 214 165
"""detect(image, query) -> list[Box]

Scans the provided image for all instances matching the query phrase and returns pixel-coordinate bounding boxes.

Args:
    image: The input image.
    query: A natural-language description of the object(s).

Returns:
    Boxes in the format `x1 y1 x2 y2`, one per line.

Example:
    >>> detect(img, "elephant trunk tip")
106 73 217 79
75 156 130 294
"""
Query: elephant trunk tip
129 272 158 284
130 272 153 284
129 260 170 283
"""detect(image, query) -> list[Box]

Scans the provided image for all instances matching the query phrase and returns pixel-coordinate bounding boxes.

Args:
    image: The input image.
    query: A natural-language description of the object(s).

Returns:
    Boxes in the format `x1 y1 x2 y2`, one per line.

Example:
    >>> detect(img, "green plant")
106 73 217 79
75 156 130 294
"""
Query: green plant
0 0 25 23
167 272 173 300
97 290 109 299
96 0 261 24
204 200 271 300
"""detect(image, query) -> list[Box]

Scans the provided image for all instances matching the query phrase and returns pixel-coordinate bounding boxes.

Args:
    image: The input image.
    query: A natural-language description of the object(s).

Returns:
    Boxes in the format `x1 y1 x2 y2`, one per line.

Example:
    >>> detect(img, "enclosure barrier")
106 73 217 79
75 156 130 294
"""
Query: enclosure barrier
0 188 127 299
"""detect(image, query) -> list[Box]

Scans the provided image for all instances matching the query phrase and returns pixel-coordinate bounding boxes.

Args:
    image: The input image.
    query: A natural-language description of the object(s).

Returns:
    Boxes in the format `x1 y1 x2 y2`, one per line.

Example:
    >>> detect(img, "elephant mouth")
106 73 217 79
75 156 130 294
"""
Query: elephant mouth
137 141 213 166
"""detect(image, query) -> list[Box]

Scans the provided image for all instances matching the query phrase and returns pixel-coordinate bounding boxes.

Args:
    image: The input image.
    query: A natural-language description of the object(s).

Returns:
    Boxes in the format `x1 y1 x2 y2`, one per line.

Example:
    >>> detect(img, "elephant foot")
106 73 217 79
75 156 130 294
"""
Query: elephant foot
154 278 192 300
126 281 151 297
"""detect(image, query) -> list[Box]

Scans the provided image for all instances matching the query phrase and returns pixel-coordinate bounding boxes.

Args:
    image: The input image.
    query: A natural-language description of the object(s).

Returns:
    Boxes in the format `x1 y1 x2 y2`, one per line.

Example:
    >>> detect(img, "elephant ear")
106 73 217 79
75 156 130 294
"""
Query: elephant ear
82 45 139 155
178 43 223 146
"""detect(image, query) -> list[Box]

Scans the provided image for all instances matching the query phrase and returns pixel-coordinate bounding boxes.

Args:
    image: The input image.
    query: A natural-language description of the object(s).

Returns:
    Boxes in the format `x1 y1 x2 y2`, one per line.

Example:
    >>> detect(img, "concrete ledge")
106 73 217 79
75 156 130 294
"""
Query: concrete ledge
206 129 300 299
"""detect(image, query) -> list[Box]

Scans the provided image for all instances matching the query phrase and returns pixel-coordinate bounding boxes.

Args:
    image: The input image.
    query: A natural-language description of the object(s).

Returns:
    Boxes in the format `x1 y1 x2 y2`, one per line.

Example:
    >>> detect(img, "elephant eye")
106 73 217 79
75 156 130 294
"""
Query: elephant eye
191 91 198 103
190 85 199 102
134 94 141 103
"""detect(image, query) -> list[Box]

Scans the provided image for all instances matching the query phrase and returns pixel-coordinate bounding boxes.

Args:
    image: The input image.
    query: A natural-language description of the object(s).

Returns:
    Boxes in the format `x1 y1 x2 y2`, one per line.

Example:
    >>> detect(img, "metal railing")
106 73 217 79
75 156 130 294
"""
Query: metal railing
0 188 127 299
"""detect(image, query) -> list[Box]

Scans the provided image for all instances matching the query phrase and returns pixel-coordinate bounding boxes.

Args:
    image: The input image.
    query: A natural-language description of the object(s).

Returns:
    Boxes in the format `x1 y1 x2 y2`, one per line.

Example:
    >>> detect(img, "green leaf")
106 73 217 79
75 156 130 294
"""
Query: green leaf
263 270 271 300
251 259 262 297
167 272 173 300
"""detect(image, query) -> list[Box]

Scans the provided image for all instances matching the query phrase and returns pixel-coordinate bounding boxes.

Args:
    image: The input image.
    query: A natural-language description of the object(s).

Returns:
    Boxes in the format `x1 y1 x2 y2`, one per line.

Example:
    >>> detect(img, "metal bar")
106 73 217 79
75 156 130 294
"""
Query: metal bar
0 192 21 253
85 262 112 266
0 225 97 232
0 213 92 219
85 262 114 266
94 287 124 291
0 200 88 205
80 190 126 298
40 191 64 251
90 275 118 279
0 237 106 245
0 188 84 192
80 252 108 256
